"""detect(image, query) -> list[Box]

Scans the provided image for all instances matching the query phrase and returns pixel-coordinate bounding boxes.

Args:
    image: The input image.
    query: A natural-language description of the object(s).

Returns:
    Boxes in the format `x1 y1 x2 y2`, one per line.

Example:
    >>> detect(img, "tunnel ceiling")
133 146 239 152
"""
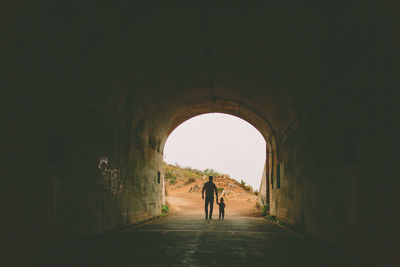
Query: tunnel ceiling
9 2 358 150
84 3 346 149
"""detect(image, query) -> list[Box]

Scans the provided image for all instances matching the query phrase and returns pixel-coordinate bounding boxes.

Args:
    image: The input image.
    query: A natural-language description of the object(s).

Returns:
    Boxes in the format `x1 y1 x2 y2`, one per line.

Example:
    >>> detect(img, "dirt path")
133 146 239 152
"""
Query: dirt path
166 191 260 217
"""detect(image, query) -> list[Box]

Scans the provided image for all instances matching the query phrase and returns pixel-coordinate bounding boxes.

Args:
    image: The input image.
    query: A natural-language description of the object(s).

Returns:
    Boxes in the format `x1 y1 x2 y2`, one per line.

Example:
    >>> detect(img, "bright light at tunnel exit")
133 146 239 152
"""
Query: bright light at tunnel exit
164 113 266 190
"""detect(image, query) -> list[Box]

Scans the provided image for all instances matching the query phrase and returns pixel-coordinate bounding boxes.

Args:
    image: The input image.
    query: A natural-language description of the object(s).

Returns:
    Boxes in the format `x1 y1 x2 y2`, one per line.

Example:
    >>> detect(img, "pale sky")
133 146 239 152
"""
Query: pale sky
163 113 266 190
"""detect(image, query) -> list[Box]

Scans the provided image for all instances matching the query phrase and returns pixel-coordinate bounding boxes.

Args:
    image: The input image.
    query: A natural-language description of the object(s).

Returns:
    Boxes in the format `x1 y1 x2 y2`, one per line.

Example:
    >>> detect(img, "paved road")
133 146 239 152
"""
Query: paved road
40 216 356 266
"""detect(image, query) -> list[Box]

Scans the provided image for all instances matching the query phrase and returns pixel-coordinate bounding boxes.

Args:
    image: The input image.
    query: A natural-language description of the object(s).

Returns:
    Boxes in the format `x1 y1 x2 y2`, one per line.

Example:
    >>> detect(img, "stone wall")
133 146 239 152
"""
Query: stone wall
3 98 164 265
257 163 267 207
269 89 398 266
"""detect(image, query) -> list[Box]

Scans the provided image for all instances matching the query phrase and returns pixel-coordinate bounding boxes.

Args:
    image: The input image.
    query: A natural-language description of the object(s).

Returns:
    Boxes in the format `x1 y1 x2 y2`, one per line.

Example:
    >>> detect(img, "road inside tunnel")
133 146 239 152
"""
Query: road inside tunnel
38 216 356 267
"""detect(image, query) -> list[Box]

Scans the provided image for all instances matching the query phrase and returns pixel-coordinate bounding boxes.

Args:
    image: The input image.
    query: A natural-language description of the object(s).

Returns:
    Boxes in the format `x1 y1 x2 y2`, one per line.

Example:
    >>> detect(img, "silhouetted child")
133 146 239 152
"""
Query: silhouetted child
216 197 225 219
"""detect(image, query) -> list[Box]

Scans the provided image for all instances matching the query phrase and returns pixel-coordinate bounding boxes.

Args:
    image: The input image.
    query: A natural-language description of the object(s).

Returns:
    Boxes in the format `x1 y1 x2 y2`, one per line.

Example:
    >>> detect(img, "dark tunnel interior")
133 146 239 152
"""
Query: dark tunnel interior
2 2 399 266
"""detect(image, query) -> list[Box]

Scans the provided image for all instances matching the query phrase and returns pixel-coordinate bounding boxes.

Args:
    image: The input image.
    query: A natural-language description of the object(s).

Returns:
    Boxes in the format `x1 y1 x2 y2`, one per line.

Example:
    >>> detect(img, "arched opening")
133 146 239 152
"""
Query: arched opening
114 91 280 224
163 113 267 217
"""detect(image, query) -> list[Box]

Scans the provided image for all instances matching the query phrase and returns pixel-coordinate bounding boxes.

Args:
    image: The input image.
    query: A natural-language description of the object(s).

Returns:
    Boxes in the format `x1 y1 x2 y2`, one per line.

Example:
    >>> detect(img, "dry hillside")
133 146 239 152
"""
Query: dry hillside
164 163 259 216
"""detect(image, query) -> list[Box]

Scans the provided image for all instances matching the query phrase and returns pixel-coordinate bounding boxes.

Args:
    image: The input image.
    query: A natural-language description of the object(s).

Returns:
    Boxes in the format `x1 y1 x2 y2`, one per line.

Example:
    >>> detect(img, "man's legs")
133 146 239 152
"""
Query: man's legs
219 209 222 219
209 198 214 219
204 198 209 219
222 209 224 219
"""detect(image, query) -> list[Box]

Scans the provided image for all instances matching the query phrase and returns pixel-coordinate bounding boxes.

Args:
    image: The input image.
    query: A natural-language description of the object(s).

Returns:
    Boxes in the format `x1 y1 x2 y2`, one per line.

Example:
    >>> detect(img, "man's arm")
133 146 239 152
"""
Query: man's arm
214 183 218 200
202 183 206 199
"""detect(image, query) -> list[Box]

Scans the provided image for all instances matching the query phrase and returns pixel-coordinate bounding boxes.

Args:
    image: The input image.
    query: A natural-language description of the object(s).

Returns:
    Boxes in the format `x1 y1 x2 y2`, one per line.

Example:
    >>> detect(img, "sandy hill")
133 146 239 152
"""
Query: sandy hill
163 163 259 216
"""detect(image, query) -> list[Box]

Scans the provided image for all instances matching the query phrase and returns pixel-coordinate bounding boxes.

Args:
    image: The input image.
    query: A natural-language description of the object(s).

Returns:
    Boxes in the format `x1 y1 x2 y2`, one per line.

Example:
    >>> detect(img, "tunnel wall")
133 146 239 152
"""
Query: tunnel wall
257 163 267 207
3 97 164 265
269 88 398 266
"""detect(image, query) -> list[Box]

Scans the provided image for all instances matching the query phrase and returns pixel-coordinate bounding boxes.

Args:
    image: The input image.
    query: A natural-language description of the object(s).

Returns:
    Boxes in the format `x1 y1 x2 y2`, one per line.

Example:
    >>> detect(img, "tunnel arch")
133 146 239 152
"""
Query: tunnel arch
113 54 290 169
114 54 299 139
111 77 285 234
115 88 281 222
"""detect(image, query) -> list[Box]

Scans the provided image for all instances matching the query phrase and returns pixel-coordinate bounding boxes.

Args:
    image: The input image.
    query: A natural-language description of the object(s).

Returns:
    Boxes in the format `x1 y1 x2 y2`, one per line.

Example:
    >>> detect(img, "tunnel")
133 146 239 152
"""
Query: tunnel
3 2 399 266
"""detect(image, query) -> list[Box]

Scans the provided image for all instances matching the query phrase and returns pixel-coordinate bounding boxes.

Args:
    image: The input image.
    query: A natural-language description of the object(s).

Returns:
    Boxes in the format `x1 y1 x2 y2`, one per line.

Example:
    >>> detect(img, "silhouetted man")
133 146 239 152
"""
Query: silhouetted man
202 176 218 219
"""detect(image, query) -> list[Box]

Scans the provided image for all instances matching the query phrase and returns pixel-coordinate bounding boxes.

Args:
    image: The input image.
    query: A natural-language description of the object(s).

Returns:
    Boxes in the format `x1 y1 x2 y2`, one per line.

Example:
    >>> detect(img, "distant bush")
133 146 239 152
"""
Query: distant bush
165 171 176 179
261 204 269 216
185 167 203 176
265 214 276 221
254 190 259 196
217 187 224 194
174 162 181 168
239 180 251 191
169 177 176 184
161 205 169 216
185 177 196 185
203 168 220 176
193 170 203 176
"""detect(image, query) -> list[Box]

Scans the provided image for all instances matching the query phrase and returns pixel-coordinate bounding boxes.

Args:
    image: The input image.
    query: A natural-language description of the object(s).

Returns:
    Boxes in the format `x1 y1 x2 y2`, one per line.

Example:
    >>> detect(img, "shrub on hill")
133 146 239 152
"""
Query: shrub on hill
184 167 203 176
185 177 196 185
161 205 169 216
203 168 220 176
239 180 252 191
165 171 176 179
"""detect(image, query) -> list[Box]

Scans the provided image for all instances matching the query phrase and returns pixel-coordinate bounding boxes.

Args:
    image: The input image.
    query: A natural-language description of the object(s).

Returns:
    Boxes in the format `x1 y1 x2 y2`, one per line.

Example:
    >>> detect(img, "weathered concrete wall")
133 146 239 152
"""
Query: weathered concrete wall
270 89 399 266
3 96 165 264
257 163 267 207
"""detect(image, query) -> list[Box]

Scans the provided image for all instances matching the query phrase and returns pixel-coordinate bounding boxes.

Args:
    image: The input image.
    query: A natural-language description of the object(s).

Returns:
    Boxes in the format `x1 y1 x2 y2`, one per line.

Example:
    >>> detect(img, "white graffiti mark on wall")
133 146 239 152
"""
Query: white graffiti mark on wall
98 157 123 194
